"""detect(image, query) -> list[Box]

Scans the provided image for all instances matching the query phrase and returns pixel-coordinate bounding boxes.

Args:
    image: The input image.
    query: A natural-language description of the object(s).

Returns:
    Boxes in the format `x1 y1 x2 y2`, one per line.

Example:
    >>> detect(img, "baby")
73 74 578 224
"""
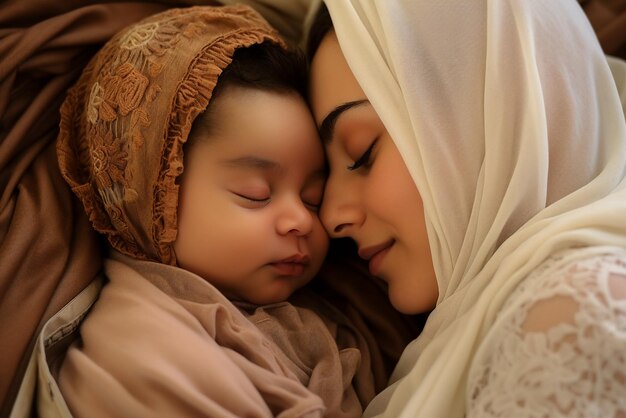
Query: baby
56 5 377 417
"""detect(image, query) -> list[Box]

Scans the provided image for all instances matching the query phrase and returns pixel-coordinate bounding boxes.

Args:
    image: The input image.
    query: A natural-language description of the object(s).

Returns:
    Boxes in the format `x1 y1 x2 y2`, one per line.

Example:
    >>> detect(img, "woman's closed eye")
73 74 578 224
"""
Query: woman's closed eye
347 139 377 171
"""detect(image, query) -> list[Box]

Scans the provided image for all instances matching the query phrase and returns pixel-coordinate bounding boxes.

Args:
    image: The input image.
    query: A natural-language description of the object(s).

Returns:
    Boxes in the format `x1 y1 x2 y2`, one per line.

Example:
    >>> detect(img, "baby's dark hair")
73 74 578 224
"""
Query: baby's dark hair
188 41 307 142
215 41 307 99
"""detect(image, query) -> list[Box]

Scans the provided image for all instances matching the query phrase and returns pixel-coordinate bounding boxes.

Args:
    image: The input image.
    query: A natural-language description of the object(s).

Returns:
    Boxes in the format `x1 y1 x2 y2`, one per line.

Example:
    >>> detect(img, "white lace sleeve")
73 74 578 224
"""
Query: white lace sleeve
467 250 626 418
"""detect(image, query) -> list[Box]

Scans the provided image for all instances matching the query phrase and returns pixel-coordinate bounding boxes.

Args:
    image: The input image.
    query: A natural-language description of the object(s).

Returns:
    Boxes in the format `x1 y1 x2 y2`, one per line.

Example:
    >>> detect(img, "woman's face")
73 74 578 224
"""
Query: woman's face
309 33 438 314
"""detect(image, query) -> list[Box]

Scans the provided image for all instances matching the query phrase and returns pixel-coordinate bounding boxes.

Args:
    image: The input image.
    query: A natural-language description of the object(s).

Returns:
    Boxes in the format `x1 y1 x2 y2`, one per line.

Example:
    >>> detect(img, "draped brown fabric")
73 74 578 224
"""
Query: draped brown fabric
1 0 623 414
0 3 173 413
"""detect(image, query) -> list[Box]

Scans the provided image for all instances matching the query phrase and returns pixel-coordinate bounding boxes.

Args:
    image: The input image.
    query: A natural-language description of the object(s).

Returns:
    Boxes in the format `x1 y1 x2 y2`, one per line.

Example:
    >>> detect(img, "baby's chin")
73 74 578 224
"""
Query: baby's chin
242 276 317 306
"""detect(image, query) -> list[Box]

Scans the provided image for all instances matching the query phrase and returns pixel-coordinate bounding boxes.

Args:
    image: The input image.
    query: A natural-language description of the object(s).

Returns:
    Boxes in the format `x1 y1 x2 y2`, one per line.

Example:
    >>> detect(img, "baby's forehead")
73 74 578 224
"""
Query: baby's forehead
194 88 321 153
184 95 325 183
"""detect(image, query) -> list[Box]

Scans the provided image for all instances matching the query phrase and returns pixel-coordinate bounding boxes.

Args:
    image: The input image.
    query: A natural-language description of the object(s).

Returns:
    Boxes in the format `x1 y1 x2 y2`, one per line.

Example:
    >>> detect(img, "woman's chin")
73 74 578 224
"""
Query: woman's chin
388 284 436 315
389 292 422 315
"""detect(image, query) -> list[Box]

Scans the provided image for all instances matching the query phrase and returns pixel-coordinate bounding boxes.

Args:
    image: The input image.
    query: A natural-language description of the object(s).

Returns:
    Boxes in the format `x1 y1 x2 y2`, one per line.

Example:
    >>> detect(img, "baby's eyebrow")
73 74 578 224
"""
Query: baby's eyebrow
222 156 280 171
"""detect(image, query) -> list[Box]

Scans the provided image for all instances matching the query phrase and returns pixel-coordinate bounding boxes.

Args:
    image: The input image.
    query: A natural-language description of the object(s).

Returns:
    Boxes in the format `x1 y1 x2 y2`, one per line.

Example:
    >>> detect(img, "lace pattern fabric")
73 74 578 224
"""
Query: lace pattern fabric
468 249 626 418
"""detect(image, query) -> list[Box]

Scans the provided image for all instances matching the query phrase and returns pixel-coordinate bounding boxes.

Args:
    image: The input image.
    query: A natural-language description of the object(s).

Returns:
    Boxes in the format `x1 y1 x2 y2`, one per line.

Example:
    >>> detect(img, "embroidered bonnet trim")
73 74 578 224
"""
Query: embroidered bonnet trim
57 6 284 264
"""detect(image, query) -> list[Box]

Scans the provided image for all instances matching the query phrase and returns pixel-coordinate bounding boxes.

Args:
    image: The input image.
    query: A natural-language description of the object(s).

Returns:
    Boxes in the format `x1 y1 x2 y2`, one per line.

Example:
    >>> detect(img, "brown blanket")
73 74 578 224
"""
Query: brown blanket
0 3 171 413
1 0 624 413
0 1 313 411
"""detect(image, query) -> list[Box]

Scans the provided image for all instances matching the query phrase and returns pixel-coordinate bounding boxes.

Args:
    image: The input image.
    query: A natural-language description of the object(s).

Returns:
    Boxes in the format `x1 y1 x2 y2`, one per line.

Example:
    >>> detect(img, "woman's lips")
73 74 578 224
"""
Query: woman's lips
358 240 395 276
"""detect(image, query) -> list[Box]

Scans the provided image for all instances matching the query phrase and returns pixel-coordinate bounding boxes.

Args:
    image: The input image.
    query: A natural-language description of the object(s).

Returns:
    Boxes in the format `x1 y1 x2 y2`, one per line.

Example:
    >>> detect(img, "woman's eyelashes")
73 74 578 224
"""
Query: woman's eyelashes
347 139 377 171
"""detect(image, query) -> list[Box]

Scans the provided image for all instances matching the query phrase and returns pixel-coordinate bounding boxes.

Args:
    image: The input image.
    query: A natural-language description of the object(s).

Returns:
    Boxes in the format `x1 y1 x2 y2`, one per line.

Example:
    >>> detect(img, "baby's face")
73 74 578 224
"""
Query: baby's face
174 88 328 305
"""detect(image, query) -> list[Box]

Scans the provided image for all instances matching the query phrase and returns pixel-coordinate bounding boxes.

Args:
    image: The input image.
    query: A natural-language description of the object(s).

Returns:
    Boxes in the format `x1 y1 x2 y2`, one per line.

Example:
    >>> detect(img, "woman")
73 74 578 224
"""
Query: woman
308 1 626 417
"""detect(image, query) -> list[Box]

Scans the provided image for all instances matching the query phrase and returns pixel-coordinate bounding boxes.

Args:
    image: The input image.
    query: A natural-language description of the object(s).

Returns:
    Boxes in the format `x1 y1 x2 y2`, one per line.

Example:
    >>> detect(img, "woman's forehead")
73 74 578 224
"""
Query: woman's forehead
308 33 366 126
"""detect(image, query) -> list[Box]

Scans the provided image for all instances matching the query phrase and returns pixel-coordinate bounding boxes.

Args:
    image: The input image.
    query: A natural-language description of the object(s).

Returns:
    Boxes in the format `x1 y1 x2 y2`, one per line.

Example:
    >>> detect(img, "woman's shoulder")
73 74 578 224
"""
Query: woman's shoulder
508 247 626 329
487 246 626 339
468 247 626 417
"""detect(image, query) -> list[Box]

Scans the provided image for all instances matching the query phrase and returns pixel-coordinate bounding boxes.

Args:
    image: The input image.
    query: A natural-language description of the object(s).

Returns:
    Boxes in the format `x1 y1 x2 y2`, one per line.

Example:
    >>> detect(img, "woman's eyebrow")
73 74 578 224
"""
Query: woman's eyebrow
319 99 369 143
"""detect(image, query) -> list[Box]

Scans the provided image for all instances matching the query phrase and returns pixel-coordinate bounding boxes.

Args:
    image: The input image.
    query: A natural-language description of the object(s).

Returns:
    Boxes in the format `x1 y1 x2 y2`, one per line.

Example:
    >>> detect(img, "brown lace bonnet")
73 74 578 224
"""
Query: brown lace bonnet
57 5 284 264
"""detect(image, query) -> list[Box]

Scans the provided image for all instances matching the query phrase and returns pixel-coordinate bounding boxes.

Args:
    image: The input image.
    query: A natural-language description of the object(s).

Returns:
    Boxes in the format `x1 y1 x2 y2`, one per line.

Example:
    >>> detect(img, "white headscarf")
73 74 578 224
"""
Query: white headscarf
324 0 626 416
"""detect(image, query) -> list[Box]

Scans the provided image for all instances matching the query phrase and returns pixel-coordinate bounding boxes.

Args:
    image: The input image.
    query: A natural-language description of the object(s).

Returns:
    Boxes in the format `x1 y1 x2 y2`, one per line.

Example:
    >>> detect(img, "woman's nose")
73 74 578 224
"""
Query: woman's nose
320 180 362 238
276 199 314 236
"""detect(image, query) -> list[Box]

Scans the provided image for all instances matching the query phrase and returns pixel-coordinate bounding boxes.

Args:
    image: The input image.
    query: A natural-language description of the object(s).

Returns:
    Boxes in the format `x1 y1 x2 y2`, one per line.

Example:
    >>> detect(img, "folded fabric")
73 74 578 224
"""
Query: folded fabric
59 251 376 417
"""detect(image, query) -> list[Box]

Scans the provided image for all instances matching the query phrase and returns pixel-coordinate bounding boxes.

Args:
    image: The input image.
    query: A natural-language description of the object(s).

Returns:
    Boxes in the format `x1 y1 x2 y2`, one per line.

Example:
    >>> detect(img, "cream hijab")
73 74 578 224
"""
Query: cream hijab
324 0 626 416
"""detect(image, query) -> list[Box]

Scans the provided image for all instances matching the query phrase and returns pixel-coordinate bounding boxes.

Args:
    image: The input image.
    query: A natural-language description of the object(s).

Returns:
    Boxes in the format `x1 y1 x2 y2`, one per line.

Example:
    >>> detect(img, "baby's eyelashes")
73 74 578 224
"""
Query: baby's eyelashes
233 192 270 208
303 201 321 213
